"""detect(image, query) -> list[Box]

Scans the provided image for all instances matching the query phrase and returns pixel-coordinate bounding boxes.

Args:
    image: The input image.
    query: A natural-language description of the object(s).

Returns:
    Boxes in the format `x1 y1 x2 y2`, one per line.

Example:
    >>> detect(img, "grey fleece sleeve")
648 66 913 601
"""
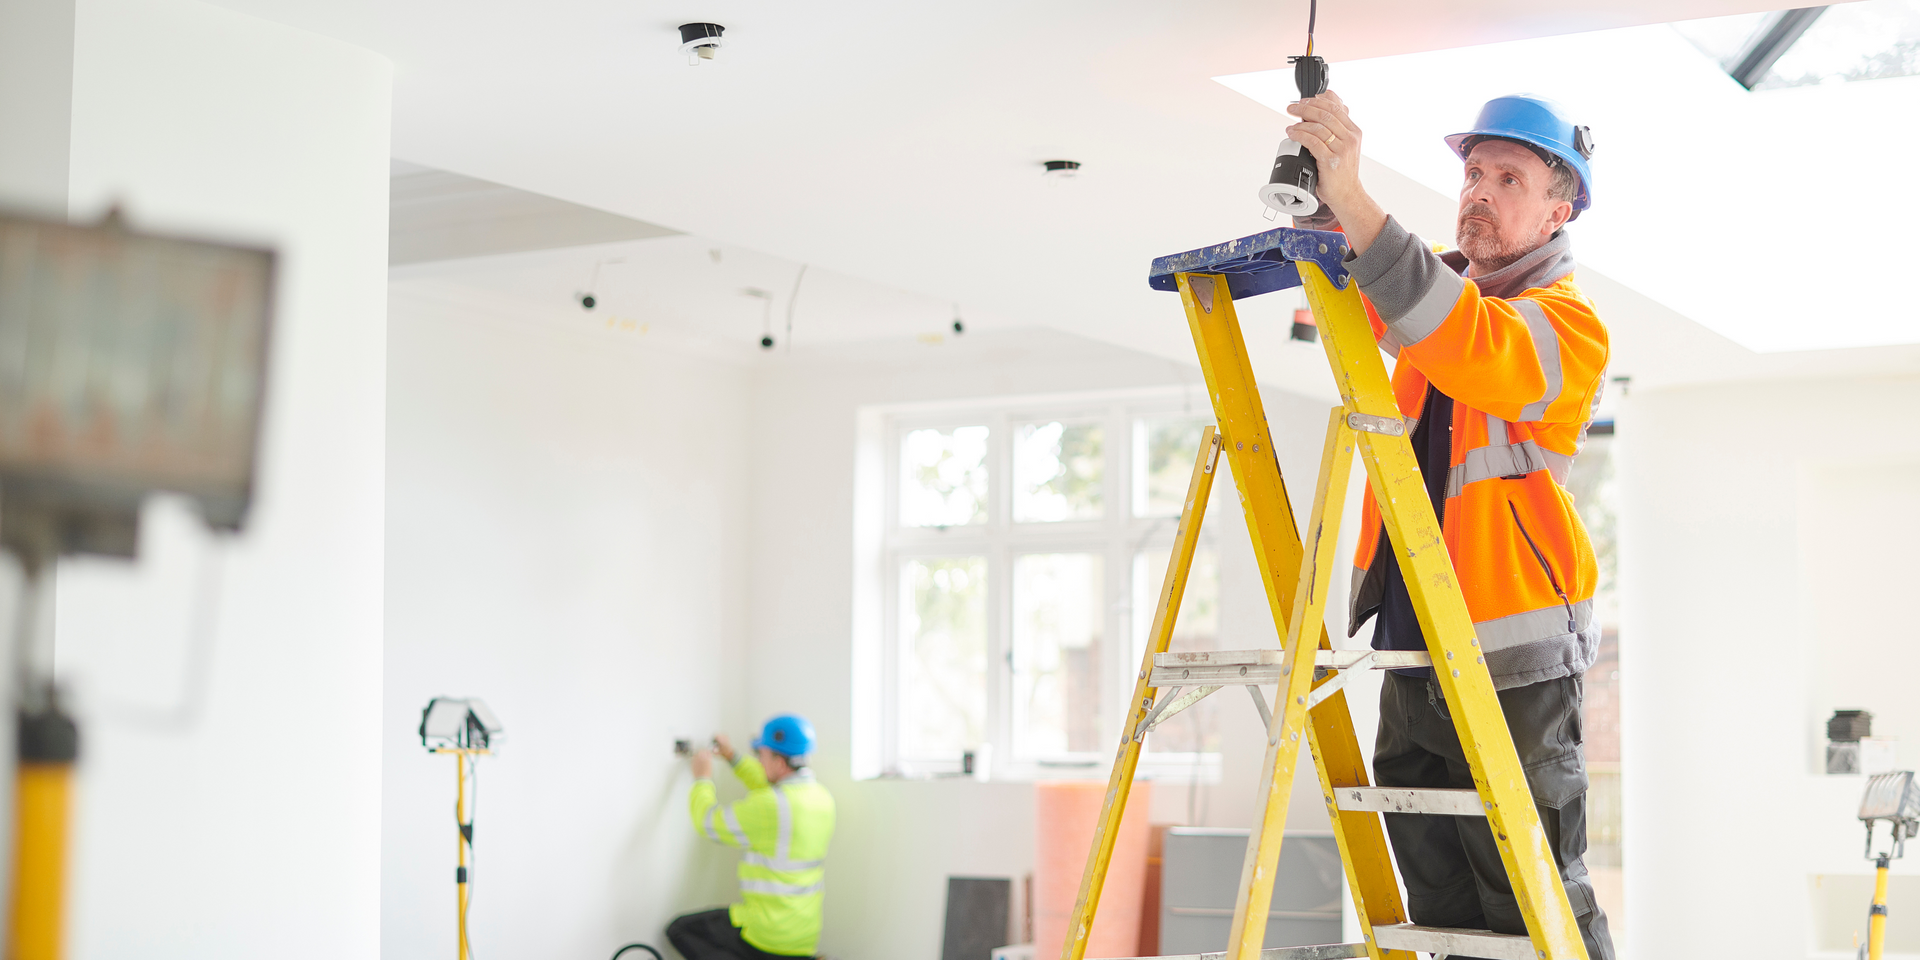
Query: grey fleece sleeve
1346 216 1466 349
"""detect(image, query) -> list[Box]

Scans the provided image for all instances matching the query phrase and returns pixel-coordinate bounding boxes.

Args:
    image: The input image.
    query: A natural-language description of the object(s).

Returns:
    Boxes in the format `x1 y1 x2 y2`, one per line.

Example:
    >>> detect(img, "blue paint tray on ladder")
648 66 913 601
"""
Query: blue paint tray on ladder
1148 226 1353 300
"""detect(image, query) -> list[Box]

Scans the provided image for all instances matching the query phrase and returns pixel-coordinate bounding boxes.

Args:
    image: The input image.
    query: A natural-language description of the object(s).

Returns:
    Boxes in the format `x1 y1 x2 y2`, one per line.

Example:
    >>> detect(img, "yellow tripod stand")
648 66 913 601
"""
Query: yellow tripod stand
1061 227 1589 960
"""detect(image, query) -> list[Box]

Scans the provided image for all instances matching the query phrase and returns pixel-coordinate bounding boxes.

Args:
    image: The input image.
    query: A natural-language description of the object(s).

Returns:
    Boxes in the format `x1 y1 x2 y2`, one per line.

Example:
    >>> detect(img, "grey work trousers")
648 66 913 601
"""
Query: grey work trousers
1374 671 1615 960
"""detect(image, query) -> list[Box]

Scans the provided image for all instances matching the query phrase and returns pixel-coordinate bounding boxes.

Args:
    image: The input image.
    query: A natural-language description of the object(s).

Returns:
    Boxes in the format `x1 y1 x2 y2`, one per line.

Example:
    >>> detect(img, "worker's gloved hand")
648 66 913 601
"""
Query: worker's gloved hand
713 732 736 763
690 747 713 779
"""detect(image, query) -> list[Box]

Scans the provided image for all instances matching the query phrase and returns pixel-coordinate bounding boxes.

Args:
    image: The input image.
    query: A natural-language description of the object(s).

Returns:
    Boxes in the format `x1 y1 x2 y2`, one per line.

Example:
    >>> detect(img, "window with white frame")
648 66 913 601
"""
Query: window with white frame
874 393 1228 780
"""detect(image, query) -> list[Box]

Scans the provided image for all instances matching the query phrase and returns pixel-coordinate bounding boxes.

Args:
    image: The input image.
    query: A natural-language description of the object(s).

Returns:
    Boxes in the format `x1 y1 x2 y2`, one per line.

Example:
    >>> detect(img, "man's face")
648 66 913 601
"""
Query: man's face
1455 139 1573 272
758 746 788 777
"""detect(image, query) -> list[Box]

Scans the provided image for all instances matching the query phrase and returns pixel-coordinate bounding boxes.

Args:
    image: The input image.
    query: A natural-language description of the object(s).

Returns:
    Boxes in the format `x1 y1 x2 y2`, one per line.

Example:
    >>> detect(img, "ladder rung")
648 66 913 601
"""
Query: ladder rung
1148 649 1430 687
1333 787 1486 816
1316 649 1431 670
1371 923 1540 960
1093 943 1368 960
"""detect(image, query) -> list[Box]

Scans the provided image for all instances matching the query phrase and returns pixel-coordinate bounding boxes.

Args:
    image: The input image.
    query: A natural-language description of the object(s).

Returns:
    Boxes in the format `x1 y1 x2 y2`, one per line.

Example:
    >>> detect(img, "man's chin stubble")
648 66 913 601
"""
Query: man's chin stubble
1458 222 1528 272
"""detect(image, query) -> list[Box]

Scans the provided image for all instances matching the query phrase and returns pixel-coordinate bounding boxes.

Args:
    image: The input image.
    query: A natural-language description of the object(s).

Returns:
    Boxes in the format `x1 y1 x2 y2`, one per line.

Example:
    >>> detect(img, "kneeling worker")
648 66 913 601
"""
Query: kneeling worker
668 715 835 960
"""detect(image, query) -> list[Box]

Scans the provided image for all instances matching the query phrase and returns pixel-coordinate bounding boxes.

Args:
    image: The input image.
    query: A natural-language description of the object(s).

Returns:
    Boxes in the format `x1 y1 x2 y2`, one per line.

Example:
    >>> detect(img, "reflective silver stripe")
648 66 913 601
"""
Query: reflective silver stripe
1445 441 1552 498
743 852 826 871
773 787 793 860
1513 298 1562 422
1540 448 1573 484
700 805 721 843
1475 599 1593 653
1573 369 1607 456
1446 412 1575 496
740 878 825 897
719 807 751 848
1443 416 1551 498
1386 270 1465 347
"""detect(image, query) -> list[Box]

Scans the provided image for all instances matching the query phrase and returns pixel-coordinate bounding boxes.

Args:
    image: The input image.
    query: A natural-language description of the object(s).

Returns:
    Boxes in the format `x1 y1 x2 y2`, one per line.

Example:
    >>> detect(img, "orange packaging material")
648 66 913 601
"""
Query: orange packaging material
1033 780 1153 958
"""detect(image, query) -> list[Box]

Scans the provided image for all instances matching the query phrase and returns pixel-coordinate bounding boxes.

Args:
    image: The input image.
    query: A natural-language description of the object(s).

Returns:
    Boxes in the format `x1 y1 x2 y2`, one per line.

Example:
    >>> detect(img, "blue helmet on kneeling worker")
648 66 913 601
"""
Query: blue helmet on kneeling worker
753 713 815 761
1445 94 1595 217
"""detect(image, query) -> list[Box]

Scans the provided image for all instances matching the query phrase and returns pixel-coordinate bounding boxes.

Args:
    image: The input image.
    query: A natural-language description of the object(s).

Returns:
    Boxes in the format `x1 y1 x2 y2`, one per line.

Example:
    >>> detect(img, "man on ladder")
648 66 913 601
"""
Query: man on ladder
1281 91 1615 958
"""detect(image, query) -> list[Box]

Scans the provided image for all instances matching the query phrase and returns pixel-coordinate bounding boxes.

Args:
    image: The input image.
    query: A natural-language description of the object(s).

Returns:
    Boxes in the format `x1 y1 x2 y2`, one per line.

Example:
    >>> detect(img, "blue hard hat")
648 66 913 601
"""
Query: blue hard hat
1445 95 1594 214
752 714 815 758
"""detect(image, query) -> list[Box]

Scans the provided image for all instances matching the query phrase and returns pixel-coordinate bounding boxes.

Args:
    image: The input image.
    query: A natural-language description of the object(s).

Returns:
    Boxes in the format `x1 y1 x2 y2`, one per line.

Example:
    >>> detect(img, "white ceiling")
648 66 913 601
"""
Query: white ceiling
389 159 677 265
215 0 1920 395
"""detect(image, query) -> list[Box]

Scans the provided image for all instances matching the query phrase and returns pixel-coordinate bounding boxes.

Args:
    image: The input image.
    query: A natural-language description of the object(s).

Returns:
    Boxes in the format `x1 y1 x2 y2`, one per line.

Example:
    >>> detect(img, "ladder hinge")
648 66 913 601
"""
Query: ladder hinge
1346 411 1406 437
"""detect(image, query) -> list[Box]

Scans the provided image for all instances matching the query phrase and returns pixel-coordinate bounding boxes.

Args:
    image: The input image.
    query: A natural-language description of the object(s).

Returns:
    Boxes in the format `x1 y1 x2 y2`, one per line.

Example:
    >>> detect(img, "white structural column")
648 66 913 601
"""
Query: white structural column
0 0 76 209
0 0 393 956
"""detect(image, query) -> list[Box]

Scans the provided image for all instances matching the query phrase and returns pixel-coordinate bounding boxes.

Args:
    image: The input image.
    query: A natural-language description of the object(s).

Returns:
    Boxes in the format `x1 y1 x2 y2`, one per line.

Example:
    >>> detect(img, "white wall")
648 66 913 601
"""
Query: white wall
1620 375 1920 959
382 286 753 958
742 329 1342 959
26 0 392 955
0 0 74 209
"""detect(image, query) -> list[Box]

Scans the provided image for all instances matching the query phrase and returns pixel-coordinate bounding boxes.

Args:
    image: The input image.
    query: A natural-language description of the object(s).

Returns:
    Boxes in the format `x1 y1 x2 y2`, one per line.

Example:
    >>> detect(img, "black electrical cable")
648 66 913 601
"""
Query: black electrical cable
611 944 665 960
1305 0 1317 55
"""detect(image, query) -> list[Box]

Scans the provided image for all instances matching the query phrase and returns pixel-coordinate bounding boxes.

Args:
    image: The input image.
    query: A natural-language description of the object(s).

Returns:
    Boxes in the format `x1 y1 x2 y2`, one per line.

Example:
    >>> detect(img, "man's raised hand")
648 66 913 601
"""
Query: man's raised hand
1283 89 1390 256
1285 90 1363 209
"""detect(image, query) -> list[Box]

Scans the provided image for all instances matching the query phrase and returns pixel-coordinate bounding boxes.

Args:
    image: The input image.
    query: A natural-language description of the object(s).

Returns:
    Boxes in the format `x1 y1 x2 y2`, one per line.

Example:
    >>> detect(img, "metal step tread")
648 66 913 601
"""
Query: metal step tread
1149 649 1430 685
1093 943 1366 960
1371 922 1541 960
1333 786 1486 816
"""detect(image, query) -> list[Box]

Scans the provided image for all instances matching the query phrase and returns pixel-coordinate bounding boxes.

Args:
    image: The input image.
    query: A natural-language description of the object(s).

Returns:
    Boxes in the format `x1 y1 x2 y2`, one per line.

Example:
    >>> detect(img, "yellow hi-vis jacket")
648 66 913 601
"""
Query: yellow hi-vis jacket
690 756 835 956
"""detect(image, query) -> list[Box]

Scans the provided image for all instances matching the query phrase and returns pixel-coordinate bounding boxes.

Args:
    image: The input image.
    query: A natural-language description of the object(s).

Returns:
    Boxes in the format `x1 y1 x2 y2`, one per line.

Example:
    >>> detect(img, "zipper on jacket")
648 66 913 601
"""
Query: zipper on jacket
1437 393 1455 528
1507 501 1578 633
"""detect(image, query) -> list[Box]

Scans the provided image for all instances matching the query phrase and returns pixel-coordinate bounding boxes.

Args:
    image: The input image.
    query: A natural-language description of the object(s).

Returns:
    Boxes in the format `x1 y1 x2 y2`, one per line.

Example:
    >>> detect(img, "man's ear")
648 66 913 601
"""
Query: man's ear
1546 199 1573 234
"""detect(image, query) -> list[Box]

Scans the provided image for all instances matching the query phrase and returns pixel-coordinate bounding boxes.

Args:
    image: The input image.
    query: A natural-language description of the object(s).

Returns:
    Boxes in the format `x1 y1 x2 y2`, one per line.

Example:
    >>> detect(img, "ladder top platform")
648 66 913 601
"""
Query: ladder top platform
1147 226 1352 300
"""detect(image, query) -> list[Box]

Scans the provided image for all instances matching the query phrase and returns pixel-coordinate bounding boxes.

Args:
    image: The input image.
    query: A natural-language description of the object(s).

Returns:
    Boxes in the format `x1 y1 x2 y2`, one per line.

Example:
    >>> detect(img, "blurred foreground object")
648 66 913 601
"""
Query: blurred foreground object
1858 771 1918 960
0 207 274 960
420 698 503 960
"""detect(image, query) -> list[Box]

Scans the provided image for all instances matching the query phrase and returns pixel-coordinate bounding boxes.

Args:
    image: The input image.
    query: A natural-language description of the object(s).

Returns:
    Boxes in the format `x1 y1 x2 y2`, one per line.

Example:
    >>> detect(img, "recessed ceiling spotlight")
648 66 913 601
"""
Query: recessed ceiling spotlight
679 23 725 65
1042 160 1082 180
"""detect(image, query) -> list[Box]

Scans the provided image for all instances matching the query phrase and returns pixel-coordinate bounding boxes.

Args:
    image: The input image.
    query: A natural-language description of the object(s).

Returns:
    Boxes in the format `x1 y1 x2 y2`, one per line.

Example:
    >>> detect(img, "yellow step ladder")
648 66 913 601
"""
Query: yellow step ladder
1059 227 1589 960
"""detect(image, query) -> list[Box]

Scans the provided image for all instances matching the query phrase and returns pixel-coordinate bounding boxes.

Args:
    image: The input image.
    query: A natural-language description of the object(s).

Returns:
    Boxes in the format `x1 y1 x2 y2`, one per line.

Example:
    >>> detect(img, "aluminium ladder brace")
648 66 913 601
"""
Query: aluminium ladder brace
1059 226 1589 960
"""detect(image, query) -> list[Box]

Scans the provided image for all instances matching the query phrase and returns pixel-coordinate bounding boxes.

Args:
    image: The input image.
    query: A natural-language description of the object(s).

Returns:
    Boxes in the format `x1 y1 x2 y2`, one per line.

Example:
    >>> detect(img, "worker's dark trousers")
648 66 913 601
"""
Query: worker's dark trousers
1374 671 1615 960
665 909 811 960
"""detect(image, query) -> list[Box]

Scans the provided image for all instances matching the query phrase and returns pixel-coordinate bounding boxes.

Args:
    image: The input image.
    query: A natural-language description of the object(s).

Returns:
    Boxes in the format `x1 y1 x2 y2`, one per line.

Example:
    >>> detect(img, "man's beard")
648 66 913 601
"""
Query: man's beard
1456 204 1538 272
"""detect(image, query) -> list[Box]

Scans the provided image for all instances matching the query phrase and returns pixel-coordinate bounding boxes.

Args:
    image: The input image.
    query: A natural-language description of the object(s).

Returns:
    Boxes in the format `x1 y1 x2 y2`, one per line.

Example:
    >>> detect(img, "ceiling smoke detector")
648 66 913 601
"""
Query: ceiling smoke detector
1042 160 1082 180
679 23 725 65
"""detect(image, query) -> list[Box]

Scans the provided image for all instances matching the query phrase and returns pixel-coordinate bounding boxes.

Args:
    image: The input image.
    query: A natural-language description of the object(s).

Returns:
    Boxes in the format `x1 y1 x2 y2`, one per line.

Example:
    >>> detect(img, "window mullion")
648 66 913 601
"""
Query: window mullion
988 409 1012 766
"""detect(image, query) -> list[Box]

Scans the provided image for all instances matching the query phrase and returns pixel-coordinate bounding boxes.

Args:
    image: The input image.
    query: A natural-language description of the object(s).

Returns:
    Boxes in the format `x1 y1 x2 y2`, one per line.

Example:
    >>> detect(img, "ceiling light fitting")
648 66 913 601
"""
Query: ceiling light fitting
679 23 726 65
1042 160 1082 180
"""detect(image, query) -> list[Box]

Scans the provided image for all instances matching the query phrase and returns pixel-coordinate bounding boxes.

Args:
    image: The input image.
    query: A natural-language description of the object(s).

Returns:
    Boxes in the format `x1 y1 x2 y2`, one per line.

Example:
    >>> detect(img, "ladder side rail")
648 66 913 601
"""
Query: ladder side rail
1290 403 1417 960
1060 427 1223 960
1177 277 1406 960
1299 262 1588 959
1221 405 1358 960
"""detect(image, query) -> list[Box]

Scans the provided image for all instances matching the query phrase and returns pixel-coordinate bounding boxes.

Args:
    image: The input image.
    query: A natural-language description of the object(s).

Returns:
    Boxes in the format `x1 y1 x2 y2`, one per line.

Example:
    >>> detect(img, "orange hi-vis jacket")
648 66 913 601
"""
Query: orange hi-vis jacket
1345 218 1608 689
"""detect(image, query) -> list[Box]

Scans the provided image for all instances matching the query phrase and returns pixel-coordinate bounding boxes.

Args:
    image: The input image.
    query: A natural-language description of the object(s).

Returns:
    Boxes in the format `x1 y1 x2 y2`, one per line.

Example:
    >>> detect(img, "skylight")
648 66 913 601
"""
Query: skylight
1673 0 1920 89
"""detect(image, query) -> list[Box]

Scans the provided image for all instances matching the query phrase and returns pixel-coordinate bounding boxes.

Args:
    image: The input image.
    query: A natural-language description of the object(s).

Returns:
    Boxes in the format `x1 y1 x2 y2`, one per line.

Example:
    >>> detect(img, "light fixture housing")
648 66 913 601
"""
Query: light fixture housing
679 23 725 65
420 697 504 752
1859 770 1920 859
1042 160 1082 180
